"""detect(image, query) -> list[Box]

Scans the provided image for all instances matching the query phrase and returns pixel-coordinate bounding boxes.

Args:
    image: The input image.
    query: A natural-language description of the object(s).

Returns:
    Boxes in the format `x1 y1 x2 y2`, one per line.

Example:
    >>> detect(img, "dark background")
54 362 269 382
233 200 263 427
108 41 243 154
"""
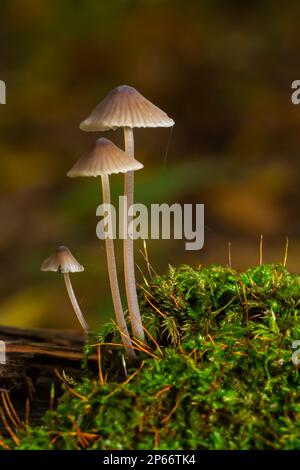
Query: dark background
0 0 299 330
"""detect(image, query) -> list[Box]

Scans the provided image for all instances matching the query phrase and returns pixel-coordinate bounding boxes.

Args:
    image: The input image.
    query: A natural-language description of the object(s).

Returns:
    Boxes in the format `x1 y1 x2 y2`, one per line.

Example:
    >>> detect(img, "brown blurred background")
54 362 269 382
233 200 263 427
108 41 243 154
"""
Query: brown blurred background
0 0 299 330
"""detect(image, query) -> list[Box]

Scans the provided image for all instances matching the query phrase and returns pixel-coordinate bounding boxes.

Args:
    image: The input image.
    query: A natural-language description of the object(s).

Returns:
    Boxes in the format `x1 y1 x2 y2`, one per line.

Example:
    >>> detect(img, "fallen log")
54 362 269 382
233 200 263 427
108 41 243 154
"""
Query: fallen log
0 326 97 431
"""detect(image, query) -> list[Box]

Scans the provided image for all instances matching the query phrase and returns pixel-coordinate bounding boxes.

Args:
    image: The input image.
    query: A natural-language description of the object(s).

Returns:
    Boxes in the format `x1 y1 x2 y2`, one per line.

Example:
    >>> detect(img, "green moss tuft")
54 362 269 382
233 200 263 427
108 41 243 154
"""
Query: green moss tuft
2 264 300 450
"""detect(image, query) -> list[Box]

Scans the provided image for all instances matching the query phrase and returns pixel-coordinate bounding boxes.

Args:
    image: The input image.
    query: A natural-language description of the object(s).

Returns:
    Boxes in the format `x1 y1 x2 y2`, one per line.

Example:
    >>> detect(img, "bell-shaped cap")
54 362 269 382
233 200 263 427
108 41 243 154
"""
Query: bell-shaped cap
80 85 174 131
41 246 84 274
67 137 143 178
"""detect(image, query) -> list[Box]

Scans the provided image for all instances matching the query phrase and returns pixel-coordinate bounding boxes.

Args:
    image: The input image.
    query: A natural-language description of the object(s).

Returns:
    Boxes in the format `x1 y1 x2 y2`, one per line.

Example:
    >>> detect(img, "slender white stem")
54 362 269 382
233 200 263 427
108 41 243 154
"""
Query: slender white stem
101 175 137 361
63 273 90 333
123 127 145 343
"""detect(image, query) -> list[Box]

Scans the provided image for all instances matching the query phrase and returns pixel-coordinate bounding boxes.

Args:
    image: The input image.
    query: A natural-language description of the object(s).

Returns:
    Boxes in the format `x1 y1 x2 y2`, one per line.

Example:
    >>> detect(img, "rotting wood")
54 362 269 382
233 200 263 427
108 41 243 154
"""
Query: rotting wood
0 326 97 432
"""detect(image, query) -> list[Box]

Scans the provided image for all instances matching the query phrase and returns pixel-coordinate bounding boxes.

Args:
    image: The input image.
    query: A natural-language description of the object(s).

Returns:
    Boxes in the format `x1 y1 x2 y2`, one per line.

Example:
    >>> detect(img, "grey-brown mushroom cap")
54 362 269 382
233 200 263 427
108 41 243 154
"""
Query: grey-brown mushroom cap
79 85 175 131
67 137 144 178
41 246 84 274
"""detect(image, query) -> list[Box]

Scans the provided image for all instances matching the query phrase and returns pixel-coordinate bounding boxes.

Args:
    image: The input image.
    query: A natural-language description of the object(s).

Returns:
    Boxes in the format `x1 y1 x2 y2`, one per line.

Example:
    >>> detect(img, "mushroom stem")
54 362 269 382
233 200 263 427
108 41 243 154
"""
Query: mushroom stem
123 127 145 343
63 273 90 333
101 174 137 361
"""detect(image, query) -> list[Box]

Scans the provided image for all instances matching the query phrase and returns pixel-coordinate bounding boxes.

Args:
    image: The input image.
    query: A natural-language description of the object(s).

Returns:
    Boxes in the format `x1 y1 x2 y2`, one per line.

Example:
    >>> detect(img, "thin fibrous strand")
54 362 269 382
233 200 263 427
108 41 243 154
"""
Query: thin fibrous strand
142 325 163 356
0 435 10 450
63 273 90 333
3 392 23 430
106 360 145 399
259 234 263 266
123 127 145 343
283 237 289 267
228 241 232 269
0 407 20 447
1 393 22 432
25 398 30 428
101 175 137 362
97 345 104 386
54 369 88 401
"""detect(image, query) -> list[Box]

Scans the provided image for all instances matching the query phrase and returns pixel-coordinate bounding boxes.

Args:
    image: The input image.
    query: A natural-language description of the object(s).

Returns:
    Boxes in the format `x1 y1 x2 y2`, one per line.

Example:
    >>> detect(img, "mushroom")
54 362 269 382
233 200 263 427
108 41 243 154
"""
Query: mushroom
41 246 90 333
79 85 174 343
67 137 143 361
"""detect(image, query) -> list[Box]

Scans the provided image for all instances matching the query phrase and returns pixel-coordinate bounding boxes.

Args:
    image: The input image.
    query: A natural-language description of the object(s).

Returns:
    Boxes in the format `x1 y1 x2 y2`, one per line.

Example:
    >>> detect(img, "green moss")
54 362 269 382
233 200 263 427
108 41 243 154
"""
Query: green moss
3 264 300 450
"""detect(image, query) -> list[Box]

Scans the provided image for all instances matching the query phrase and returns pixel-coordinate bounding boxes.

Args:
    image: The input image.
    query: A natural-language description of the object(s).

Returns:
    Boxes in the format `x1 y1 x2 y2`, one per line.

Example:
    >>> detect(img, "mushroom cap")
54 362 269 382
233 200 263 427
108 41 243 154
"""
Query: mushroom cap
79 85 175 131
41 246 84 274
67 137 143 178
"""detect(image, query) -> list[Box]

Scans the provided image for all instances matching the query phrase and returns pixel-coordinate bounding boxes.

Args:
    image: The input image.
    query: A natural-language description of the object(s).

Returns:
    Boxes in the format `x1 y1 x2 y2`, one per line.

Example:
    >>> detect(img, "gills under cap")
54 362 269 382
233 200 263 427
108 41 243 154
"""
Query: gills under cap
79 85 174 131
67 137 143 178
41 246 84 274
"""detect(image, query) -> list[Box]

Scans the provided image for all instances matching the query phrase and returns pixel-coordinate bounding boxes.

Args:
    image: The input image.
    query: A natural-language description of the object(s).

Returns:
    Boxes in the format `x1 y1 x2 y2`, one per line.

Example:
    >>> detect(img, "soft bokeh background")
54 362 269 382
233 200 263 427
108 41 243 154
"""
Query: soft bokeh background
0 0 299 330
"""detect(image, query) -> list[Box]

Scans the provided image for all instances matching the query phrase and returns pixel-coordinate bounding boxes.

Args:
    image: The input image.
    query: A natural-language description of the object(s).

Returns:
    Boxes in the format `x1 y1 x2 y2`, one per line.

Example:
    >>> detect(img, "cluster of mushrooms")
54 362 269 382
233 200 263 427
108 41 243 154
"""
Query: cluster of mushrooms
41 85 174 361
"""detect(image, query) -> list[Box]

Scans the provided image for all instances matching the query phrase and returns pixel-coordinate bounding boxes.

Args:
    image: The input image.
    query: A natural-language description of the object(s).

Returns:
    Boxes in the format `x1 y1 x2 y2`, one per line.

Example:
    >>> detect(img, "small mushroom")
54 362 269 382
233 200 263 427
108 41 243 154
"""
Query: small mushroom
68 137 143 361
41 246 90 333
80 85 174 344
79 85 174 131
